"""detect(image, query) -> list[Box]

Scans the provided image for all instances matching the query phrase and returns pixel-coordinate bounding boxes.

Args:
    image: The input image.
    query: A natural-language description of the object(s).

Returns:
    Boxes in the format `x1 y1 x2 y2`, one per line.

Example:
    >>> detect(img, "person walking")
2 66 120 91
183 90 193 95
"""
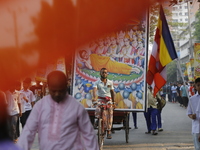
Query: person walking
5 83 22 143
132 112 138 129
180 83 189 109
144 86 160 135
20 78 35 127
0 91 22 150
177 83 183 107
171 83 177 103
187 78 200 150
18 71 98 150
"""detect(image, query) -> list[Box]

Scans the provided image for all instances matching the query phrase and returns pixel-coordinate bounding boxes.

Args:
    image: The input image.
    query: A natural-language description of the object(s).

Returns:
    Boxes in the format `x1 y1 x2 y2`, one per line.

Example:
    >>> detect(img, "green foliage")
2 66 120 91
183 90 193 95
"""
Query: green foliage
167 61 177 83
149 3 187 44
193 10 200 41
149 3 159 43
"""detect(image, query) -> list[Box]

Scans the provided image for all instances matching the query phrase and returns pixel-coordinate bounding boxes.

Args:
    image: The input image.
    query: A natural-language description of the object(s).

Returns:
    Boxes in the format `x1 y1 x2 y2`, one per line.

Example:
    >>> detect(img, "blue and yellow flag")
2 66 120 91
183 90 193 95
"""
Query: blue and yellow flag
147 5 178 96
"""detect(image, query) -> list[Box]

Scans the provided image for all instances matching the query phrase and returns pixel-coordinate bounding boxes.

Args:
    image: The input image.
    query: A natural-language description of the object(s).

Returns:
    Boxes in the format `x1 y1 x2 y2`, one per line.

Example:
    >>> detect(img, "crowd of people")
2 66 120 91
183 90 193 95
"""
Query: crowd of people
0 71 97 150
1 68 200 149
163 81 195 108
0 78 48 145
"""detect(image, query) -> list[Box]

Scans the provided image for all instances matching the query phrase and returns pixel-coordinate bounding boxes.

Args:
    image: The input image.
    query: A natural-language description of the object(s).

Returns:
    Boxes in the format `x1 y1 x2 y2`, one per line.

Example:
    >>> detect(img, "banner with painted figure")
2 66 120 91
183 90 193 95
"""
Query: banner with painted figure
72 16 148 111
186 59 194 81
194 43 200 78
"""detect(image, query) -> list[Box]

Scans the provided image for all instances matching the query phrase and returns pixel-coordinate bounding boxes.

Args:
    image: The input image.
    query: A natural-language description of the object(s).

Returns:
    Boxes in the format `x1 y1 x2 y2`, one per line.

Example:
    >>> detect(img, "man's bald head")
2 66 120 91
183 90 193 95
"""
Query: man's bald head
47 71 67 85
47 71 68 103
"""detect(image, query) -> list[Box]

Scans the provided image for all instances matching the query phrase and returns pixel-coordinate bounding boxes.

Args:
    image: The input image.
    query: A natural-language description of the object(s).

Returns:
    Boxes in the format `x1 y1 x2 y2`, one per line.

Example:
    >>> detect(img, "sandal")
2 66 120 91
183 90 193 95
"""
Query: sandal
145 131 151 134
107 134 112 139
152 131 158 135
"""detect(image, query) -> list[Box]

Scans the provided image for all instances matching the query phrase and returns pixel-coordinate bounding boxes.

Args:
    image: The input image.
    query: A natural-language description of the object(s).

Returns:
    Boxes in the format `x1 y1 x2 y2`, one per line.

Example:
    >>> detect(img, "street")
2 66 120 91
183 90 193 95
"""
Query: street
30 99 194 150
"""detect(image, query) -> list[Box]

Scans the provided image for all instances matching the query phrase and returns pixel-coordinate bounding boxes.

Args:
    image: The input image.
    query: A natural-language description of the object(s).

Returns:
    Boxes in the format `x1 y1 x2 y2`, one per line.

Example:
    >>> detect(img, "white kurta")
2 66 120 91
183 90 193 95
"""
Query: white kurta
17 95 98 150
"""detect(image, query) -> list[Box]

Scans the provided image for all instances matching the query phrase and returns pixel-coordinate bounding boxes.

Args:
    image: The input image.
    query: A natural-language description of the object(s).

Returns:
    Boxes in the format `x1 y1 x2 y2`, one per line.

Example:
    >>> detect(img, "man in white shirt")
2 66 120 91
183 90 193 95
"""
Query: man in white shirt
187 78 200 150
20 78 36 127
93 68 115 139
18 71 98 150
5 82 22 143
171 84 177 103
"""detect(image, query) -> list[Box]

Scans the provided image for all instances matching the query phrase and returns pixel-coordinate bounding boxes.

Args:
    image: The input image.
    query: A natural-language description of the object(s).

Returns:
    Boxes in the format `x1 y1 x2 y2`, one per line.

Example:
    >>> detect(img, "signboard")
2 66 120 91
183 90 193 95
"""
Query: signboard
194 43 200 79
186 59 194 81
72 14 148 111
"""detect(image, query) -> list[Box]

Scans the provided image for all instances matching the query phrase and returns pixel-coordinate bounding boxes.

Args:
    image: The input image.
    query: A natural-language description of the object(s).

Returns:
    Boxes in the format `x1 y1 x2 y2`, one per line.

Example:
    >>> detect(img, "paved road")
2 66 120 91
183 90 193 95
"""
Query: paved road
30 100 194 150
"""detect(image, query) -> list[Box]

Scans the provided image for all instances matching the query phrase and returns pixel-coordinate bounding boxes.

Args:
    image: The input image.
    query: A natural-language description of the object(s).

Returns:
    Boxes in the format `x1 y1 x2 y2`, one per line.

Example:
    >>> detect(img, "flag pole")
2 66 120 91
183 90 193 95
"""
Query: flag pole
176 58 194 113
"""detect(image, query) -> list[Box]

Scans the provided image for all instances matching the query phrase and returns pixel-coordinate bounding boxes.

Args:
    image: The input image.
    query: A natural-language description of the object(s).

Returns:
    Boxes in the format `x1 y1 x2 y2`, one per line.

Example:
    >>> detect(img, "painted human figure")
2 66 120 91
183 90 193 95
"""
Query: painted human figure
107 35 120 61
95 38 107 56
136 39 145 68
120 34 133 64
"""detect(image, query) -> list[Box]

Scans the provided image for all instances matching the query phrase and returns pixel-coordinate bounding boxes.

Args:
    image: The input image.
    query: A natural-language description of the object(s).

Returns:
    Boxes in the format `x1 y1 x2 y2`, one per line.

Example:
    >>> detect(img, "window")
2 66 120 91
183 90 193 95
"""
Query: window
180 19 182 21
173 7 177 11
179 12 182 16
174 13 178 16
173 19 178 22
185 12 188 16
185 18 188 21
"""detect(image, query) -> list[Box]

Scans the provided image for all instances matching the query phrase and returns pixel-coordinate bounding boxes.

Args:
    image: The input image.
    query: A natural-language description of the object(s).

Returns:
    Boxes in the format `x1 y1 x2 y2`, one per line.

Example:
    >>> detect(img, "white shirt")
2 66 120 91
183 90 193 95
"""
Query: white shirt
20 89 36 111
5 90 20 116
171 86 177 93
17 95 98 150
187 93 200 133
93 79 114 98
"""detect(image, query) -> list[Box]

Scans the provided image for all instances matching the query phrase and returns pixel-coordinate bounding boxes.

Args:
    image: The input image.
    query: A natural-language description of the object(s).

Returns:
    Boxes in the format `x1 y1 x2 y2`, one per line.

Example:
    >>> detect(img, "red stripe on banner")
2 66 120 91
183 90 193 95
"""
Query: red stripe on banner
153 71 166 96
149 55 157 74
146 55 156 85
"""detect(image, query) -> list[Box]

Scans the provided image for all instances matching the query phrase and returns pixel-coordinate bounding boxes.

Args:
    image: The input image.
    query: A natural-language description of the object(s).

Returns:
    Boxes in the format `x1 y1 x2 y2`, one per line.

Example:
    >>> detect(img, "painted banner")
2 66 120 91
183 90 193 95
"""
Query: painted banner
72 15 148 111
186 59 194 81
194 43 200 79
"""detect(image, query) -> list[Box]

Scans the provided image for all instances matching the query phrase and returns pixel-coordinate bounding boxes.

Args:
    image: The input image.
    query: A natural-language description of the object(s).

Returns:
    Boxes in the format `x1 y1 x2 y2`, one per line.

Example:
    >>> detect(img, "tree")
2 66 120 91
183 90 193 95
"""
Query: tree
193 10 200 41
167 61 177 83
149 3 173 43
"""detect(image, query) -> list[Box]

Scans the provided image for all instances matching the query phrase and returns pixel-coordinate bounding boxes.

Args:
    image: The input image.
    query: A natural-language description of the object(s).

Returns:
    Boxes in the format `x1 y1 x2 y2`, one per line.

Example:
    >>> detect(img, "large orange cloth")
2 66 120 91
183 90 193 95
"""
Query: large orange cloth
90 54 132 75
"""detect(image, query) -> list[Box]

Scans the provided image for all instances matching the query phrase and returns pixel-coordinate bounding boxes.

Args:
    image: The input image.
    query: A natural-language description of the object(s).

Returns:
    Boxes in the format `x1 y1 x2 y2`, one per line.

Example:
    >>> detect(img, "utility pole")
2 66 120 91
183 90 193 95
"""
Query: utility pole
13 11 19 49
7 8 19 48
186 1 193 60
7 7 26 48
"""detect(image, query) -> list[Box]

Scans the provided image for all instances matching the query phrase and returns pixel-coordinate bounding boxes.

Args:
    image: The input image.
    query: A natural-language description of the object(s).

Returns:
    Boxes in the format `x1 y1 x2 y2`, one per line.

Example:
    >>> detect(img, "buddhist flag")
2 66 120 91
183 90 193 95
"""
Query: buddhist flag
147 5 178 96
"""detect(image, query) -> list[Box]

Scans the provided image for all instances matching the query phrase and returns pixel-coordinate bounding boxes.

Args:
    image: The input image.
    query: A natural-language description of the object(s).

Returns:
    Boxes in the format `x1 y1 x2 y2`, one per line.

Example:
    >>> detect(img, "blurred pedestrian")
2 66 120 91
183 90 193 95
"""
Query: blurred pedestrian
171 83 177 103
177 83 183 107
144 86 159 135
15 81 22 139
5 82 22 143
132 112 138 129
189 81 195 97
30 79 43 102
0 91 22 150
20 78 35 127
157 93 166 132
18 71 98 150
167 83 172 102
187 78 200 150
180 83 189 108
